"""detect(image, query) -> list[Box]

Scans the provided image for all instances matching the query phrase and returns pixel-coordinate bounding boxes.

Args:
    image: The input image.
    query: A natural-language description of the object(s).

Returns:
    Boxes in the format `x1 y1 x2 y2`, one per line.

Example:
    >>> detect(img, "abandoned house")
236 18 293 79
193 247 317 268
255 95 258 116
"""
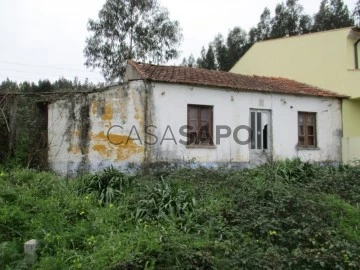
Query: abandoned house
46 60 345 174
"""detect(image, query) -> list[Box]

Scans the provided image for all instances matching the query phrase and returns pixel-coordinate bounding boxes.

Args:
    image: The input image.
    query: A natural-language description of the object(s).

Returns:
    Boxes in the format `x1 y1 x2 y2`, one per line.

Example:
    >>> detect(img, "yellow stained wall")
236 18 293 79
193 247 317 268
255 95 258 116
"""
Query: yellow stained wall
342 136 360 163
342 99 360 163
230 27 360 98
343 99 360 137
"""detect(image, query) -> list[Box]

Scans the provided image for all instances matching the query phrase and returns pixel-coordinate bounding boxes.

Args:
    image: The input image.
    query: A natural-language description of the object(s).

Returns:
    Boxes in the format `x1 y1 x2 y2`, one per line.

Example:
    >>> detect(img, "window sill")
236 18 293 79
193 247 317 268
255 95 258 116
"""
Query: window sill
347 69 360 72
186 145 216 149
296 146 320 150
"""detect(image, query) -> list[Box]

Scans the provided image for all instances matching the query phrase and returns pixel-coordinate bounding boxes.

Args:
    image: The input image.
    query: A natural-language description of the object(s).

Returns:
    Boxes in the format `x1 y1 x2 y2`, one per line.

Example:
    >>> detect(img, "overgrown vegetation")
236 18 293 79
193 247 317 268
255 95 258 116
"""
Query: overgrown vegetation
0 77 105 169
1 159 360 269
0 77 104 170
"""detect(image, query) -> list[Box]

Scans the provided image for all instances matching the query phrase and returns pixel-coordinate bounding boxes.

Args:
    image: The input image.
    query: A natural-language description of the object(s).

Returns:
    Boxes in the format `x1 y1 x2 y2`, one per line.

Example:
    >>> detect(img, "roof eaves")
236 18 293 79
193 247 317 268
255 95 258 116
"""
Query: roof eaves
147 79 346 99
126 61 346 99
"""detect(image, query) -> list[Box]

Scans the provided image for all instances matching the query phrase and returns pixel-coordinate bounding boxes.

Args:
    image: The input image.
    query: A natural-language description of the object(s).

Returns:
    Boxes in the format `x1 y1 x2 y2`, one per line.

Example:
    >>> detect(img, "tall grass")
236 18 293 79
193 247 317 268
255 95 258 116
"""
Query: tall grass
1 160 360 269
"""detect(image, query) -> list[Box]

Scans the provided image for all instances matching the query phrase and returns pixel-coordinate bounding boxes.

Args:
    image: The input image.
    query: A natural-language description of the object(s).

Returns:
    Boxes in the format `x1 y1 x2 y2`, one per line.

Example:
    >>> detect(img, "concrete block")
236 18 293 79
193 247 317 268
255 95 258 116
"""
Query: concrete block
24 239 37 265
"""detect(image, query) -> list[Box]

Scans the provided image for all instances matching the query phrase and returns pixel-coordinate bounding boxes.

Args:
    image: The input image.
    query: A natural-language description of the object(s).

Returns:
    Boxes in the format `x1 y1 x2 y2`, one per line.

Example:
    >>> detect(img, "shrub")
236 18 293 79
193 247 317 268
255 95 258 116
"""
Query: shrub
263 157 316 183
136 177 196 224
0 241 24 269
81 166 134 205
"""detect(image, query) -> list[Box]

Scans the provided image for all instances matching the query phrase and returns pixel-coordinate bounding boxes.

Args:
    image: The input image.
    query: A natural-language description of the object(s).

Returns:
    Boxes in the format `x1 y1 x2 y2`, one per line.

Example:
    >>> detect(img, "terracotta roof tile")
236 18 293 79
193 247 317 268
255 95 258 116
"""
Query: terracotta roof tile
128 60 346 98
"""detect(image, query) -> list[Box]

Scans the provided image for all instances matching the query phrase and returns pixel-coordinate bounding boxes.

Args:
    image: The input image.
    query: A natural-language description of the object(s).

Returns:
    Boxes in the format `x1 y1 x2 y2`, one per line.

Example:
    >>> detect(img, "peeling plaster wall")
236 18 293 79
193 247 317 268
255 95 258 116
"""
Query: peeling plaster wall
48 81 147 174
149 83 342 164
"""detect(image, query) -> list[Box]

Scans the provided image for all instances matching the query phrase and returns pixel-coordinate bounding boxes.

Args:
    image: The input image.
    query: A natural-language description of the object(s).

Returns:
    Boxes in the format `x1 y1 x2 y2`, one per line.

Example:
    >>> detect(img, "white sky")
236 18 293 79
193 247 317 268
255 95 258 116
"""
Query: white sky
0 0 356 84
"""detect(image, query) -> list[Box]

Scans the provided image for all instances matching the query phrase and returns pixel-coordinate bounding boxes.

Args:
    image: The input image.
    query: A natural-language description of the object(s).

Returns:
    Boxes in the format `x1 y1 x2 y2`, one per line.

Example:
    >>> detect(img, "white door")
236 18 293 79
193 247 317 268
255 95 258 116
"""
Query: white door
250 109 272 164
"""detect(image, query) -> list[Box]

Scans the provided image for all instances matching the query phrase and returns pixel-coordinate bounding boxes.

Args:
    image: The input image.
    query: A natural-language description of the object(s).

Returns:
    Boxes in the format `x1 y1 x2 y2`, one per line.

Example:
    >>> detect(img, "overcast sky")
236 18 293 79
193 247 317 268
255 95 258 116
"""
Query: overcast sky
0 0 356 84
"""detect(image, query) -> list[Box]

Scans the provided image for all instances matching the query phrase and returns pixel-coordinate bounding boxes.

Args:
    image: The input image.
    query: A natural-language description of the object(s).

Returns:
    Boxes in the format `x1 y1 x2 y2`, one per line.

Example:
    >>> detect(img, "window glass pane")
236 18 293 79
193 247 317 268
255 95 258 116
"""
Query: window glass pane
201 120 209 128
251 112 255 149
298 136 305 146
298 112 317 147
298 114 304 125
188 105 213 145
257 112 262 149
199 127 210 143
189 120 198 130
307 114 315 125
188 132 198 145
200 135 209 143
298 125 304 136
201 108 210 121
189 107 198 120
307 126 314 136
308 136 315 146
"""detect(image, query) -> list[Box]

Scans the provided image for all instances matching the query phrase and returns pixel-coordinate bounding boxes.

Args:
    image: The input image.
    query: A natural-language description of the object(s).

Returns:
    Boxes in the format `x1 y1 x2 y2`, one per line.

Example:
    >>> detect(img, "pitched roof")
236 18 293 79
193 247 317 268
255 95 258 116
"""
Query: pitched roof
127 60 345 98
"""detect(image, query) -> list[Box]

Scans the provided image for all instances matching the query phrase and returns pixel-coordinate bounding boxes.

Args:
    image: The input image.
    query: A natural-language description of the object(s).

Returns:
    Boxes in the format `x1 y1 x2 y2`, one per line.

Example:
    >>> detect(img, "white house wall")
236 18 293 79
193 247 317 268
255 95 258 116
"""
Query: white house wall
149 83 342 164
48 81 343 174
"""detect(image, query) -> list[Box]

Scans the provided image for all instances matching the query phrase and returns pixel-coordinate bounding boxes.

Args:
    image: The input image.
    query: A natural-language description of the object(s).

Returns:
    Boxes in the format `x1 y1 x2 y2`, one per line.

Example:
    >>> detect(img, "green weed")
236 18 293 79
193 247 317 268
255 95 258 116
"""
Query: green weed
1 160 360 269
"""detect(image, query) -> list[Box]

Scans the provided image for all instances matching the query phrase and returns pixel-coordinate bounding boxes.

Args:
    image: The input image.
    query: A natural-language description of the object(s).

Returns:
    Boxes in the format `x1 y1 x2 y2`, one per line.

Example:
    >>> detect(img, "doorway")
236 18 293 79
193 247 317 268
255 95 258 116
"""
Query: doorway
250 109 272 164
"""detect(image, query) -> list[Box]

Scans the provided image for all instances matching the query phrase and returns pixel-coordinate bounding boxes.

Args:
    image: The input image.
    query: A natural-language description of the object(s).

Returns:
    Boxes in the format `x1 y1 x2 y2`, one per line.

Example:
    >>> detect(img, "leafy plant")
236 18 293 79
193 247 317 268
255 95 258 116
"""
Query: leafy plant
263 157 316 183
136 176 196 223
83 166 133 205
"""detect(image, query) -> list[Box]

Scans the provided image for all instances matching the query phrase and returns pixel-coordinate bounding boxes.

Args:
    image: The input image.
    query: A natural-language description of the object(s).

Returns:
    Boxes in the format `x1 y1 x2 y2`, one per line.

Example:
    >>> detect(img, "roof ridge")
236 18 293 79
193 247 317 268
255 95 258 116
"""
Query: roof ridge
256 26 354 44
126 61 346 98
129 59 240 77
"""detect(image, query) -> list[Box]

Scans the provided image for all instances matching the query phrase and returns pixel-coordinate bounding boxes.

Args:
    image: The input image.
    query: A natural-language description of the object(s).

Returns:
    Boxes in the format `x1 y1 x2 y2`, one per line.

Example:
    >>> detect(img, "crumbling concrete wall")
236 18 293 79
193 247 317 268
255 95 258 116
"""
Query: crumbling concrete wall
48 81 147 174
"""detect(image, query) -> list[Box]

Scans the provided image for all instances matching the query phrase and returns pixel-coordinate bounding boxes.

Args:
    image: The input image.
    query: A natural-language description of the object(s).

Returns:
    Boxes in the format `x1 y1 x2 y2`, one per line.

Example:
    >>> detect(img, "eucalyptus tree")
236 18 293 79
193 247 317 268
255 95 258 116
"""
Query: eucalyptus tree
84 0 182 82
181 54 196 68
226 27 248 70
271 0 308 38
213 34 228 71
197 46 217 70
313 0 354 32
355 0 360 26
